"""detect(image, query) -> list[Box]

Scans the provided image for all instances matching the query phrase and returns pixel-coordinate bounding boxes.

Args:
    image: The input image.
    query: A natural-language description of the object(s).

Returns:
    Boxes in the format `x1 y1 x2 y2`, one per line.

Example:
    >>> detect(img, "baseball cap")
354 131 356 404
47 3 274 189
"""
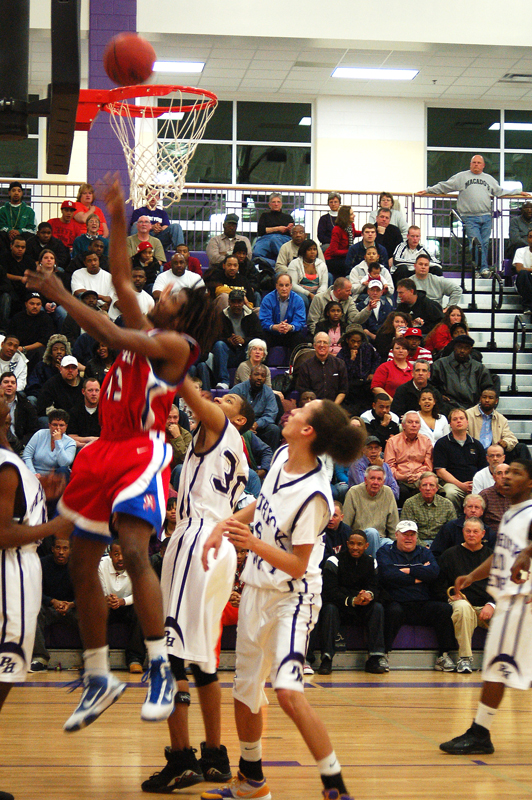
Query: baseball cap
9 181 23 191
364 435 381 446
61 356 78 368
61 200 76 210
137 241 154 252
25 292 41 302
396 520 418 534
404 327 423 338
80 289 99 301
225 213 239 224
452 334 475 347
367 279 383 289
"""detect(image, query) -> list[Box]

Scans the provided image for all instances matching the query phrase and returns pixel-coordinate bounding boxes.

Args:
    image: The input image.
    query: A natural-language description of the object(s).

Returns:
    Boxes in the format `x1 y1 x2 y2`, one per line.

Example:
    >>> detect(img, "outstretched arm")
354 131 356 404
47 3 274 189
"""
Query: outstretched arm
179 376 226 437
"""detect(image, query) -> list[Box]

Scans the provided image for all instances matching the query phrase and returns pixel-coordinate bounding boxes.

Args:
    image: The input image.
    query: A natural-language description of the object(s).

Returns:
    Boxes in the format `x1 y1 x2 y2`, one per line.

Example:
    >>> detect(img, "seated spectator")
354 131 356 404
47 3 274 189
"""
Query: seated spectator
337 326 380 415
439 322 484 364
432 335 493 408
26 221 70 271
322 500 352 561
373 310 413 362
507 201 532 259
166 404 193 489
206 212 252 267
275 225 325 274
0 371 39 454
472 443 505 494
131 242 163 288
430 493 496 557
65 238 109 291
258 273 306 351
120 266 154 317
25 333 70 401
252 192 294 269
315 530 387 676
295 332 348 404
417 388 451 445
401 471 456 546
357 280 394 340
345 223 388 271
129 187 184 251
424 305 467 355
396 326 434 369
23 408 76 476
0 235 37 317
369 192 408 239
513 229 532 313
466 388 526 461
395 278 444 336
360 393 400 449
433 408 488 511
326 205 362 279
411 254 462 308
231 241 261 297
30 537 78 672
314 301 346 355
126 214 165 262
343 465 399 558
232 365 281 451
71 214 109 260
71 251 114 312
73 183 108 237
62 290 101 349
377 521 457 671
371 337 413 400
66 377 101 448
479 463 510 531
348 435 399 500
308 277 371 335
384 410 433 505
349 248 393 297
373 208 403 267
98 542 146 673
205 253 256 311
228 398 271 497
435 517 494 673
84 341 117 385
0 334 27 390
0 181 36 248
317 192 343 248
234 339 272 387
391 359 439 419
37 355 83 417
174 243 202 277
152 252 204 299
7 292 55 374
286 240 328 308
48 200 80 251
212 289 263 389
392 225 443 284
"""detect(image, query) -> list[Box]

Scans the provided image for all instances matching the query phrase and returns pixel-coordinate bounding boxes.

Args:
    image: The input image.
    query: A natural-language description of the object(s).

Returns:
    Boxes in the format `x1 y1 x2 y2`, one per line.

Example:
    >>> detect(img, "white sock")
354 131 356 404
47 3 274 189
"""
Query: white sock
316 751 341 776
240 740 262 762
475 702 497 731
145 637 168 662
84 646 109 676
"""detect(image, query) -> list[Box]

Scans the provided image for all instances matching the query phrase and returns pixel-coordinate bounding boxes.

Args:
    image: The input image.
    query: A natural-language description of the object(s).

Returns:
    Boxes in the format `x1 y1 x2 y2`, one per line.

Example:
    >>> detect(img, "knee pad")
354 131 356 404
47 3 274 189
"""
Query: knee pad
190 662 218 687
175 691 191 706
169 654 187 682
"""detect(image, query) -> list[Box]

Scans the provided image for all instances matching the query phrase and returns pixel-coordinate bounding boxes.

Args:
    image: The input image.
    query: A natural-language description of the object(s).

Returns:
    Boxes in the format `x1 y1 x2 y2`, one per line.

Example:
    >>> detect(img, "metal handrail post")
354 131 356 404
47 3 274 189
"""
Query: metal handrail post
511 314 528 393
486 274 504 351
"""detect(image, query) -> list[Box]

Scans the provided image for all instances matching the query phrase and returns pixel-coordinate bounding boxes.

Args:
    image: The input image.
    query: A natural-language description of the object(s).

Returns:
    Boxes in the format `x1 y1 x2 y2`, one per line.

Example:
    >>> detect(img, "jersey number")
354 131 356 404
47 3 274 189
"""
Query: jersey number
212 450 238 494
105 366 123 402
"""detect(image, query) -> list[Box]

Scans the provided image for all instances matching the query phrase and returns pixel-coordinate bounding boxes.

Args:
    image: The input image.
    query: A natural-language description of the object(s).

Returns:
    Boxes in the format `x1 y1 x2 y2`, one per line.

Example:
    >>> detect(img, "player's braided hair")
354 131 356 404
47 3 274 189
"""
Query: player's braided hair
307 399 365 465
174 286 221 353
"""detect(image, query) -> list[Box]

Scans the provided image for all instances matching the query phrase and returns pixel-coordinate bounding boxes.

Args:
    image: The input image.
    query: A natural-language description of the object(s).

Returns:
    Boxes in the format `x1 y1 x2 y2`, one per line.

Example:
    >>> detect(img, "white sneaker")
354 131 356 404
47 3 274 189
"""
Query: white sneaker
64 673 126 732
456 657 473 673
216 383 229 390
141 657 176 722
303 661 314 675
434 653 456 672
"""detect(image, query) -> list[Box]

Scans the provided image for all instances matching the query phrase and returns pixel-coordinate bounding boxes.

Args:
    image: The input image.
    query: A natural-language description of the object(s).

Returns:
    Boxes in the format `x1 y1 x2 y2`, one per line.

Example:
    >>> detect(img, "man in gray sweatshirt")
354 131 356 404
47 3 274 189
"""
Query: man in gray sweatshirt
417 155 529 277
412 254 462 309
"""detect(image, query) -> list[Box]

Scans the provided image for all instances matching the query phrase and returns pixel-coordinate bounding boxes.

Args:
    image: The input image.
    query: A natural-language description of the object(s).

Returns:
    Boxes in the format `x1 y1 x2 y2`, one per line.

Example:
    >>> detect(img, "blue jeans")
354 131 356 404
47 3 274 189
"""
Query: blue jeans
364 528 393 559
462 214 492 270
212 340 246 386
252 233 290 269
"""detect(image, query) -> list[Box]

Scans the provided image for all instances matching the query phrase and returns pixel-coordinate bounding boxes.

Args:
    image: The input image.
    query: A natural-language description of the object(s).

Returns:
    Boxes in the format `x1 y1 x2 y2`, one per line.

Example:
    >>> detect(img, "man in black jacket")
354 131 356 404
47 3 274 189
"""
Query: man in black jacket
211 290 263 389
430 494 496 557
360 393 400 448
315 530 387 676
396 278 443 336
391 360 444 418
25 222 70 270
0 371 40 454
36 355 82 417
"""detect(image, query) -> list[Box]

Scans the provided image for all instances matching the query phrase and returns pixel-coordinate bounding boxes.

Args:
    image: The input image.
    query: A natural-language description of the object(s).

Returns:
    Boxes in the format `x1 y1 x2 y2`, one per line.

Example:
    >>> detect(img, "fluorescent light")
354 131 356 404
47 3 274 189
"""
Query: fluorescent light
299 117 311 126
332 67 418 81
490 122 532 131
153 61 204 74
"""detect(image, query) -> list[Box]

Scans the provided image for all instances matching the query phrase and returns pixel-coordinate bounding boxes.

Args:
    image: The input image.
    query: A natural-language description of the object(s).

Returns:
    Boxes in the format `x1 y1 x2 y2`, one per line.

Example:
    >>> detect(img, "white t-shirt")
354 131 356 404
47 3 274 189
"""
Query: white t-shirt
111 289 154 319
513 246 532 269
71 268 115 300
152 270 204 294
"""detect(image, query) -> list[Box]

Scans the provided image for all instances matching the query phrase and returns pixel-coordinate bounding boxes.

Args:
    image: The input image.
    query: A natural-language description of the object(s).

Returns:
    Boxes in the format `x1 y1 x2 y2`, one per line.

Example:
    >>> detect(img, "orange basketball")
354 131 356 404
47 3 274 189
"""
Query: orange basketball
103 32 156 86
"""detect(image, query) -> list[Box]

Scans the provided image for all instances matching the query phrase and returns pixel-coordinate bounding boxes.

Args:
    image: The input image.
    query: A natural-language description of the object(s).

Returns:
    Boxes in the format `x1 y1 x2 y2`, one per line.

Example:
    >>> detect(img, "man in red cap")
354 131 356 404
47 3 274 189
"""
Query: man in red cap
48 200 82 251
402 326 433 367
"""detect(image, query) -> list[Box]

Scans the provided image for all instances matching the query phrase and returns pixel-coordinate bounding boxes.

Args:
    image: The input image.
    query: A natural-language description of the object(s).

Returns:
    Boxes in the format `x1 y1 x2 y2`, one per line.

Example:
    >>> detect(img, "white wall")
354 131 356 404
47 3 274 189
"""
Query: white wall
314 96 425 192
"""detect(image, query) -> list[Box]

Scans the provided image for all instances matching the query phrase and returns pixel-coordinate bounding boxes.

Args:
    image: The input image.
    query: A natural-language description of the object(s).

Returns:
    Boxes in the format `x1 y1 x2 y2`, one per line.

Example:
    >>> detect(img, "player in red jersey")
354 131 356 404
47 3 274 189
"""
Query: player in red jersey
25 176 219 733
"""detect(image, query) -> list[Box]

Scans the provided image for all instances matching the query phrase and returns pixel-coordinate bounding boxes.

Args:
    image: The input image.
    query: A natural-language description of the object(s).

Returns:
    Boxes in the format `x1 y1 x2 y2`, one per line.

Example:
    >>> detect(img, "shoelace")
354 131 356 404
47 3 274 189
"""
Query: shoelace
65 670 85 693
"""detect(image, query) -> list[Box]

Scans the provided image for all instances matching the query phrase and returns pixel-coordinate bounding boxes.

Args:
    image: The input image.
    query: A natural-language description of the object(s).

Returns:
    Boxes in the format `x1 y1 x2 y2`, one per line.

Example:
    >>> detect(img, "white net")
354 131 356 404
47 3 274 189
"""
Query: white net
105 86 217 208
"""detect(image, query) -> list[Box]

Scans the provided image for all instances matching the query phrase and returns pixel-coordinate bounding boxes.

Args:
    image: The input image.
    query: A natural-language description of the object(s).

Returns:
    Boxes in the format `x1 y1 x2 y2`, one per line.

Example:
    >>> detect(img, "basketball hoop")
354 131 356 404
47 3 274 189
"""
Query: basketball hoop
76 84 218 207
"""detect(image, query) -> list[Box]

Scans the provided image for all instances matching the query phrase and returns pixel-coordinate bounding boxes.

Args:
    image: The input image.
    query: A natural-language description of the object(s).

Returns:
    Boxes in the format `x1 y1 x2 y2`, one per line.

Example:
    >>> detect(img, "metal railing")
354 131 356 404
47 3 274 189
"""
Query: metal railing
451 209 478 309
510 314 530 393
486 273 505 351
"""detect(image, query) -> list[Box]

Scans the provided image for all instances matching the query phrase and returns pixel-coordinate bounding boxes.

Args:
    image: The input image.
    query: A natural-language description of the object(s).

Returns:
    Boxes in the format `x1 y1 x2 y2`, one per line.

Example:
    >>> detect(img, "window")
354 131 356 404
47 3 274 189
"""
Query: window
0 94 39 178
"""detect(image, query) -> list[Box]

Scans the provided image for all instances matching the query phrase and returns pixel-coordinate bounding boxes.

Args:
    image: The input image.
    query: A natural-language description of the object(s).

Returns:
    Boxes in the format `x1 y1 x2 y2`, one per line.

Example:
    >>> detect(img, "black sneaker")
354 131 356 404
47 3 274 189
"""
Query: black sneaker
317 656 333 675
142 747 205 793
440 723 494 755
199 742 232 782
0 791 14 800
364 655 386 674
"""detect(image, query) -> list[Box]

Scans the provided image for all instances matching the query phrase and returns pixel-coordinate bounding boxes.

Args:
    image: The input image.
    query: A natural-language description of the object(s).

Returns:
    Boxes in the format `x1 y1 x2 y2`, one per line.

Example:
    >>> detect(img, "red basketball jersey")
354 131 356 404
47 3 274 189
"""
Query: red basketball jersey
99 331 198 440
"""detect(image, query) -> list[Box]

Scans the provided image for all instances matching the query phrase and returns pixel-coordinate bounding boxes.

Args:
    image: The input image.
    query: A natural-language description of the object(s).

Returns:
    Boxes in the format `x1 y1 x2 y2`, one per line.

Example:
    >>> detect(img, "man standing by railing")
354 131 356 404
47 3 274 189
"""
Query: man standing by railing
416 155 530 278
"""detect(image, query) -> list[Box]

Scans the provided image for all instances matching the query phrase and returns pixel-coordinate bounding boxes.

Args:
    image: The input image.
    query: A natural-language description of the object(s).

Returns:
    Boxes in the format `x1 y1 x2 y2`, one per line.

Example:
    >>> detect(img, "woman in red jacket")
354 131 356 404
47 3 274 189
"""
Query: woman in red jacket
424 305 468 355
325 205 362 280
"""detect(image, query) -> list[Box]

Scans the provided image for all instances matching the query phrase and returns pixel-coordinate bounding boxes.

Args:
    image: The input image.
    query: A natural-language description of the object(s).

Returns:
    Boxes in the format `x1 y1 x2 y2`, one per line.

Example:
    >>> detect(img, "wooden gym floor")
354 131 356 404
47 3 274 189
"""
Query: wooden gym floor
2 670 532 799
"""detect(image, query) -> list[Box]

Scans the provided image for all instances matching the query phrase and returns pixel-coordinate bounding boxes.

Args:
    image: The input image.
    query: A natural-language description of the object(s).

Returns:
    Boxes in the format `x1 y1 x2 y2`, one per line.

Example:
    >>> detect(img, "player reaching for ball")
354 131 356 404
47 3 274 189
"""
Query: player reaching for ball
201 400 364 800
440 459 532 756
25 176 219 733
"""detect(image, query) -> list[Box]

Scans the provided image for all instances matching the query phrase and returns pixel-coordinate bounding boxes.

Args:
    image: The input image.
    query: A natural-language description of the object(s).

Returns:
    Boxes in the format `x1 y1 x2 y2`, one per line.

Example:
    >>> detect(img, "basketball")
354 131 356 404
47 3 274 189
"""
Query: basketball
103 32 156 86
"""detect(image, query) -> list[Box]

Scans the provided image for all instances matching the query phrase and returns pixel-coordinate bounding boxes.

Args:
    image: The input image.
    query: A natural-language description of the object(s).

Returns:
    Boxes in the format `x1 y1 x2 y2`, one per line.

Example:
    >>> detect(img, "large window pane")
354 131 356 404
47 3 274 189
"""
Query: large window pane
237 103 311 143
161 142 231 184
505 153 532 190
158 99 232 141
504 110 532 150
0 139 38 178
237 145 310 185
427 151 500 186
427 108 500 149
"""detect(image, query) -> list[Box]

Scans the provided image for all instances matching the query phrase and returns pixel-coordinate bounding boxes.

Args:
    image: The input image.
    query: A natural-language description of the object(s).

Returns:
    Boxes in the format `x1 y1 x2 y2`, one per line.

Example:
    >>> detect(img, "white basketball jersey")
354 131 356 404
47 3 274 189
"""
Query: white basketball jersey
176 418 248 522
0 448 47 547
488 499 532 601
241 445 334 594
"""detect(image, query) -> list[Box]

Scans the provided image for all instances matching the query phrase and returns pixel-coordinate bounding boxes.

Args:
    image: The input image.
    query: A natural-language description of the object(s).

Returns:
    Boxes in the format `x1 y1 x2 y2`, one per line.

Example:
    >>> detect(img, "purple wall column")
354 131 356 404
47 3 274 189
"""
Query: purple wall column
87 0 136 193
